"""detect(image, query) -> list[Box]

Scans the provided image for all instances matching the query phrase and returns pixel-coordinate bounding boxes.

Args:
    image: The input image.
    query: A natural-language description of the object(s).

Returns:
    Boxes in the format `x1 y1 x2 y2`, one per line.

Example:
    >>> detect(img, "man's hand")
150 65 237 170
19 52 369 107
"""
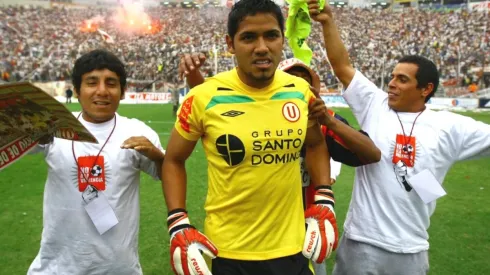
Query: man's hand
309 85 321 98
303 185 339 263
38 134 54 145
308 94 335 127
179 53 207 80
121 136 164 162
308 0 333 24
168 209 218 275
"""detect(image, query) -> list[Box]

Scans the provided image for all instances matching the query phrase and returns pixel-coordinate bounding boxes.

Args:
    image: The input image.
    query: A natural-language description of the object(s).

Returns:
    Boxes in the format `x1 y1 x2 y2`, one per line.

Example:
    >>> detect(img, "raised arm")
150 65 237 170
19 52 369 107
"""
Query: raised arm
308 0 355 88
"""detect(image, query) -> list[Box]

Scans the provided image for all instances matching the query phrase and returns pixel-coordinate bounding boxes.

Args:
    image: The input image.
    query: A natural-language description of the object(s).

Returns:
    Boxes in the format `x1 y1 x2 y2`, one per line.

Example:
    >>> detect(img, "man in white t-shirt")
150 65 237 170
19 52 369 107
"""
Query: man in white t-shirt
27 49 165 275
307 1 490 274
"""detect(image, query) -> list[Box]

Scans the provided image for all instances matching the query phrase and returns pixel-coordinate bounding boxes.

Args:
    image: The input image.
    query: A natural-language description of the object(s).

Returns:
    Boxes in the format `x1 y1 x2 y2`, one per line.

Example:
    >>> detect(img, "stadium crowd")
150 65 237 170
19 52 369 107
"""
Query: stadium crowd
1 4 489 92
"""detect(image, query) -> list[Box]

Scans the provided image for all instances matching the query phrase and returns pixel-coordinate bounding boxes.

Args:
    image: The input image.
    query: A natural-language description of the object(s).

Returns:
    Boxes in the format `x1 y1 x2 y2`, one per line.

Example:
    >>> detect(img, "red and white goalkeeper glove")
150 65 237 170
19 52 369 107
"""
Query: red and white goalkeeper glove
167 209 218 275
302 185 339 263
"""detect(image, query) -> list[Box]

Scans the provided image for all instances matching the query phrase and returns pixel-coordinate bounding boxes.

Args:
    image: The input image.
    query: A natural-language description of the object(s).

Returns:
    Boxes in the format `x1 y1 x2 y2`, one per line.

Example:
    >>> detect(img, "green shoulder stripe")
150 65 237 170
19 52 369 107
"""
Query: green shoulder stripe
269 91 306 102
205 95 255 110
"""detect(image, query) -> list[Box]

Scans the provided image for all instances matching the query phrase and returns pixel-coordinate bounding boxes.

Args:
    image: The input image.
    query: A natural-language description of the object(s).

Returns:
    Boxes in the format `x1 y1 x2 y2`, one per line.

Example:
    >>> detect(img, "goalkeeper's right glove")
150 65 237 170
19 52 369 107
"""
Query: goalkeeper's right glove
167 209 218 275
302 185 339 263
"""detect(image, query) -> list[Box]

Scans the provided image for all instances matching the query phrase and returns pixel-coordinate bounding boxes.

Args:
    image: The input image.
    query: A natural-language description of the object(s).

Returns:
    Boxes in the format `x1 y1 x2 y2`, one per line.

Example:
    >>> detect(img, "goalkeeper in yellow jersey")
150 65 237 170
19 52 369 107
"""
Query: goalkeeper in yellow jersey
178 55 382 275
162 0 337 274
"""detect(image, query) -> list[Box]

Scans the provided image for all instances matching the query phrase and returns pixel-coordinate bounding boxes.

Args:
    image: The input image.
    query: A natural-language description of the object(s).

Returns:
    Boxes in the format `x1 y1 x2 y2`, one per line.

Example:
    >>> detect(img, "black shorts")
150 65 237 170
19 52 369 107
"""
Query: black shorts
211 252 313 275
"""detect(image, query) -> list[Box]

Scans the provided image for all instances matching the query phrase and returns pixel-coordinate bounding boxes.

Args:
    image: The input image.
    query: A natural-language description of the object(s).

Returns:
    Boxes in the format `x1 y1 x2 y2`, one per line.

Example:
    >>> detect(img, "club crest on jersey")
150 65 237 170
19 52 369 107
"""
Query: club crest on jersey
282 102 300 122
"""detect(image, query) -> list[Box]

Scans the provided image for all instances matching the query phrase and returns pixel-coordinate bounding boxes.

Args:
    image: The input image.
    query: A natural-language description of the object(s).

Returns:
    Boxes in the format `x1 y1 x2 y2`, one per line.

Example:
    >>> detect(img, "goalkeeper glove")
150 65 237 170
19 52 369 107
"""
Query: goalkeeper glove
302 185 339 263
168 209 218 275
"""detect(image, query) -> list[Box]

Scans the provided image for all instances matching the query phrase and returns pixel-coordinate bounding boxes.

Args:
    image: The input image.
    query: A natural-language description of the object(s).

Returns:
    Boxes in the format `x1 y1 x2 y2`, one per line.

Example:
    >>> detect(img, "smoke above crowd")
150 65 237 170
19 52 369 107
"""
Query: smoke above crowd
80 1 160 35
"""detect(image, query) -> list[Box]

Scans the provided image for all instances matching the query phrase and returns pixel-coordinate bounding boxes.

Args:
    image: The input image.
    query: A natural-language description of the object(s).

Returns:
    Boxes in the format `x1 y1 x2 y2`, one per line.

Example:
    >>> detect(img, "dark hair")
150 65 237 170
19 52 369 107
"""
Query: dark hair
227 0 284 39
398 55 439 103
72 49 127 95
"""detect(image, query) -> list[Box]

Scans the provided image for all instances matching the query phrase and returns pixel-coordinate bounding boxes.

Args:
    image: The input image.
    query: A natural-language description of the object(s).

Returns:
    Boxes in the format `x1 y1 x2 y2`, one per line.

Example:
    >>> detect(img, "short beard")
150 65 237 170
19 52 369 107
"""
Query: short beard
246 71 273 84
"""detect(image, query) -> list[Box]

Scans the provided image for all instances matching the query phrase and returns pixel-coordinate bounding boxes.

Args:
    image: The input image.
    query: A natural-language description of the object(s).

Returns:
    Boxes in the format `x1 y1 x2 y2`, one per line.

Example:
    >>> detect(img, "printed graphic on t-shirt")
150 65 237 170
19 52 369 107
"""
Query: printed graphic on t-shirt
391 135 420 192
392 134 416 167
77 156 106 191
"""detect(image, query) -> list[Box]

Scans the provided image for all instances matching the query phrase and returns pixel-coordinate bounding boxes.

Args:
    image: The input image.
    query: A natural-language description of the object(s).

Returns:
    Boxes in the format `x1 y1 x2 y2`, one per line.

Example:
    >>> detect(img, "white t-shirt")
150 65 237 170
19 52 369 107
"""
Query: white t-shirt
342 71 490 253
28 112 163 275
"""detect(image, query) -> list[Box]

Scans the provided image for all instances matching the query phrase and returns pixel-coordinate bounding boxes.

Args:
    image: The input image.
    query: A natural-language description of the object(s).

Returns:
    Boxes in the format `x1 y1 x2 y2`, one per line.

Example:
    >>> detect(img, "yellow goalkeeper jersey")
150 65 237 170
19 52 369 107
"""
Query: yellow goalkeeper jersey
175 68 316 260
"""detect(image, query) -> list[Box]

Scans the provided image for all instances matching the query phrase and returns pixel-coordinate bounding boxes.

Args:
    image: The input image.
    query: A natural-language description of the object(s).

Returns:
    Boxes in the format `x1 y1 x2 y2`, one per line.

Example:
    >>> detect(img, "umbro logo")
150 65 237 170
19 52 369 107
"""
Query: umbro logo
221 110 245 117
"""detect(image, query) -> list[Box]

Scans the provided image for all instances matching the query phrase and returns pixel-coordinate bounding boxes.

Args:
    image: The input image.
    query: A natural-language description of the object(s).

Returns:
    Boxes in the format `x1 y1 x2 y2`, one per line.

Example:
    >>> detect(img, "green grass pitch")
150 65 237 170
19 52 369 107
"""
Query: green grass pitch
0 104 489 275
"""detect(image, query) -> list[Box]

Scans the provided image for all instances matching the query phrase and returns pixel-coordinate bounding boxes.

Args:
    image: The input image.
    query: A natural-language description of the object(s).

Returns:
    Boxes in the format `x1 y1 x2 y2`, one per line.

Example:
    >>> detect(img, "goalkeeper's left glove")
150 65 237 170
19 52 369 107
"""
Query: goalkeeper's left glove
302 185 339 263
167 209 218 275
